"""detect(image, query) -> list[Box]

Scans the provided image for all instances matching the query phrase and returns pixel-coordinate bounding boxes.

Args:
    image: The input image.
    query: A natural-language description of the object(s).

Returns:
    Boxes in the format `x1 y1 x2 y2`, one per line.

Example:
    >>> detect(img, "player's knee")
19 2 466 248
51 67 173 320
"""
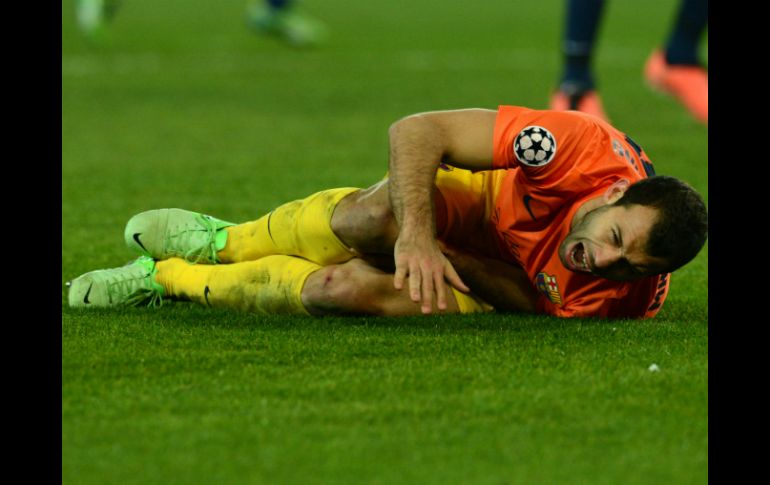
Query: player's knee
361 198 397 241
301 263 385 315
331 185 398 252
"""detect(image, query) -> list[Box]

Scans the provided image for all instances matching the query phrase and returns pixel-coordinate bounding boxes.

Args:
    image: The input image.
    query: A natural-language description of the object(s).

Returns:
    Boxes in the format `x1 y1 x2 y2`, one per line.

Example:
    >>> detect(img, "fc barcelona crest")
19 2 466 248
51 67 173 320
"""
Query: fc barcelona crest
536 272 563 305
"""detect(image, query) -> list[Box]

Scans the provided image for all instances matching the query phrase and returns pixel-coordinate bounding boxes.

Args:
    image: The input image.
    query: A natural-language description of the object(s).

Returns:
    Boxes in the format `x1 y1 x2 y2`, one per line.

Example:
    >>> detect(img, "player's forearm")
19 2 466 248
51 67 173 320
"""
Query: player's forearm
446 249 538 313
387 114 447 238
387 109 498 238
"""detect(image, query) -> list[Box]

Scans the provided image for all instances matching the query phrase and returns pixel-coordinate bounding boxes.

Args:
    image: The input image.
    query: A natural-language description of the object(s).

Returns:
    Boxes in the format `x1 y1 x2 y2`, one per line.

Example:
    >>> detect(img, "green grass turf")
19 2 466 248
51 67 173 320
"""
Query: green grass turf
62 0 708 483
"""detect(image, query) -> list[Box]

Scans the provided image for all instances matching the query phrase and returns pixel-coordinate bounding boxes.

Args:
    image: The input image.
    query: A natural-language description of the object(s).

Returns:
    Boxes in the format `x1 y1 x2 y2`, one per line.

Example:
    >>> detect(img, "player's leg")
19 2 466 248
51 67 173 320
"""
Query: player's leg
76 0 122 41
301 258 468 315
644 0 708 123
68 254 319 313
165 256 483 315
247 0 327 47
124 168 490 269
328 179 401 256
68 253 322 314
154 255 320 314
663 0 708 66
75 168 498 314
224 173 465 263
224 176 445 264
125 187 363 266
219 187 363 265
549 0 609 121
68 254 486 315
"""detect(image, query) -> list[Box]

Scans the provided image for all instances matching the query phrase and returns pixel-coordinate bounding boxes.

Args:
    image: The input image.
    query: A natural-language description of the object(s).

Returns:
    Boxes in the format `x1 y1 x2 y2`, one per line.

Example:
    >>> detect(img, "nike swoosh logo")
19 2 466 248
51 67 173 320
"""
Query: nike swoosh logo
522 195 537 221
133 233 149 253
204 286 211 306
266 211 276 243
83 282 93 304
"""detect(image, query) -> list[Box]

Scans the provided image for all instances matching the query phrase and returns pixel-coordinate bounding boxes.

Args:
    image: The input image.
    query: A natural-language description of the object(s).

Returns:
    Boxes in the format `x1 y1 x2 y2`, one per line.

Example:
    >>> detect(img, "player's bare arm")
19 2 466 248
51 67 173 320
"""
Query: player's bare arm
387 108 497 314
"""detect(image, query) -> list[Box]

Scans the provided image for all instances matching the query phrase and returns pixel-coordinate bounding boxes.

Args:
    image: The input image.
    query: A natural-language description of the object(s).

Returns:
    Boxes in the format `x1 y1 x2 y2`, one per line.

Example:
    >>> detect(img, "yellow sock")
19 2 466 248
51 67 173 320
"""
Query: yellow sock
218 188 360 266
155 256 321 315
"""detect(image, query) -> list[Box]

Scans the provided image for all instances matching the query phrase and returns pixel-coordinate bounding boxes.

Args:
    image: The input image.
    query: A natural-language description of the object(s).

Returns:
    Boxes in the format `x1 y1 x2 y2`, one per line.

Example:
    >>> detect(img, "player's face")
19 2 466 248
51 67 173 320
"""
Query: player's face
559 204 668 281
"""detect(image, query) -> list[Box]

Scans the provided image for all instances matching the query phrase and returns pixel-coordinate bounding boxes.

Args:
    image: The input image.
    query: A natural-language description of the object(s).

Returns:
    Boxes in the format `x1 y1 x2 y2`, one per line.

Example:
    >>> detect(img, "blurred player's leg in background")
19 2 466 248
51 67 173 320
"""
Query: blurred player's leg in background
644 0 708 123
246 0 328 47
549 0 609 121
74 0 328 48
76 0 122 42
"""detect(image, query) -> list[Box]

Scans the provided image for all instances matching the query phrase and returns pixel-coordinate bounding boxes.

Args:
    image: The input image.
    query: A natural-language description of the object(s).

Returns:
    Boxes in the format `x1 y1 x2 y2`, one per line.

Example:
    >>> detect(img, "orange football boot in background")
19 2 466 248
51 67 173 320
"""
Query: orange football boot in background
644 49 708 123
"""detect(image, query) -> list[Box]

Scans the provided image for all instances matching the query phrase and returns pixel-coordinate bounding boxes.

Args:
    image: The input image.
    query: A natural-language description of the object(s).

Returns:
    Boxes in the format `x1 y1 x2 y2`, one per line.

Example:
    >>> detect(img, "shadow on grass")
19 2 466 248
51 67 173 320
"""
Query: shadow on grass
62 297 703 337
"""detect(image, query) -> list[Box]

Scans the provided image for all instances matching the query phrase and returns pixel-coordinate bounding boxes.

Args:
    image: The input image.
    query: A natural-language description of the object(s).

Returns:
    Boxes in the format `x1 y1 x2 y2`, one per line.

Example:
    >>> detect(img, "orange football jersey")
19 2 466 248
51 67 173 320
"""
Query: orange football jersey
489 106 669 318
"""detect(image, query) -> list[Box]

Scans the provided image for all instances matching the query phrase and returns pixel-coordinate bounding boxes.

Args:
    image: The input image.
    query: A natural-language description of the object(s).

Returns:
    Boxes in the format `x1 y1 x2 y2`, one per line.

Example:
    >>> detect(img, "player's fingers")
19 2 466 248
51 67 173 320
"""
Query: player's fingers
434 271 448 311
444 262 470 293
408 261 421 302
421 266 435 314
393 262 407 290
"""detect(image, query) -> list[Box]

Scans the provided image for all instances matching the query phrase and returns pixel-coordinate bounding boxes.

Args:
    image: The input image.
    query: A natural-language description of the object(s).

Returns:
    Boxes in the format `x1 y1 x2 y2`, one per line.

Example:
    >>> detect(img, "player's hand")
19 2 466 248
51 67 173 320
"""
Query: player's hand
393 234 470 314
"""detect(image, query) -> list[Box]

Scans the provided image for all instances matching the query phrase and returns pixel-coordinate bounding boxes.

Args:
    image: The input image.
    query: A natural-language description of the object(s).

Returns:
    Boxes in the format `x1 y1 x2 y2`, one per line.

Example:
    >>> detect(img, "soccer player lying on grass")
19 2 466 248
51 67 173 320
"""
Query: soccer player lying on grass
67 106 708 318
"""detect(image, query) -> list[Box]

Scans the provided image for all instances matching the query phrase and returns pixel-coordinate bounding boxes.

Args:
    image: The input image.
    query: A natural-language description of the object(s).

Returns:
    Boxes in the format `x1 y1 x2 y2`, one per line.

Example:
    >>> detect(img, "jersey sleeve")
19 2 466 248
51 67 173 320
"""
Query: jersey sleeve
492 105 610 189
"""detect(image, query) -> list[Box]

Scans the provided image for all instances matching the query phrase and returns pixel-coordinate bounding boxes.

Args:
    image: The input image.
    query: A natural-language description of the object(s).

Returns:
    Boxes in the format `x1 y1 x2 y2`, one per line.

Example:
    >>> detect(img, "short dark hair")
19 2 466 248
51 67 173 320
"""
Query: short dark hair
615 175 708 273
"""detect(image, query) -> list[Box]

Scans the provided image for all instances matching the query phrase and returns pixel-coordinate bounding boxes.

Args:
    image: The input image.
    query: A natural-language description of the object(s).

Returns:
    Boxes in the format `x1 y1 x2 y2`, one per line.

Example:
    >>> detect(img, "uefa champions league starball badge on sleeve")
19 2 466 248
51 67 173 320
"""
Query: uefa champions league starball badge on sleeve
514 126 557 167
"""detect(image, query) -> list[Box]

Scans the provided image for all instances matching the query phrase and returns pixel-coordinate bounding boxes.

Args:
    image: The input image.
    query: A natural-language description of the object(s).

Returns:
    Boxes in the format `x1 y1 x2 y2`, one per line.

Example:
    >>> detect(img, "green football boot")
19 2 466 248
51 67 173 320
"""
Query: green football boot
125 209 236 264
67 256 164 308
76 0 122 42
246 3 328 47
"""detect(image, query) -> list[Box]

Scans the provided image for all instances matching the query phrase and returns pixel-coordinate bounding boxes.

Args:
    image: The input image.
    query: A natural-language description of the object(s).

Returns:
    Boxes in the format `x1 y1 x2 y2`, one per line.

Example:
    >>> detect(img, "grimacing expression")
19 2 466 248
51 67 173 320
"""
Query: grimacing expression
558 203 669 281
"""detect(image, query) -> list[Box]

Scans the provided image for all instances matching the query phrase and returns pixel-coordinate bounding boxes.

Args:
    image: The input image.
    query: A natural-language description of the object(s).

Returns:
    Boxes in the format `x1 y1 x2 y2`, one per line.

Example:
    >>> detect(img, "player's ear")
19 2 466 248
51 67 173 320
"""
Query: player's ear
604 178 631 204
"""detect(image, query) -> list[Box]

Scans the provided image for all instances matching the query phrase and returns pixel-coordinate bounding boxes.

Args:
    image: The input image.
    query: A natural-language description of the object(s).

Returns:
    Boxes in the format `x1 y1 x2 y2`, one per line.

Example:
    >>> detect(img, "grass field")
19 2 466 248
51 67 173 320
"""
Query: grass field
61 0 708 483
